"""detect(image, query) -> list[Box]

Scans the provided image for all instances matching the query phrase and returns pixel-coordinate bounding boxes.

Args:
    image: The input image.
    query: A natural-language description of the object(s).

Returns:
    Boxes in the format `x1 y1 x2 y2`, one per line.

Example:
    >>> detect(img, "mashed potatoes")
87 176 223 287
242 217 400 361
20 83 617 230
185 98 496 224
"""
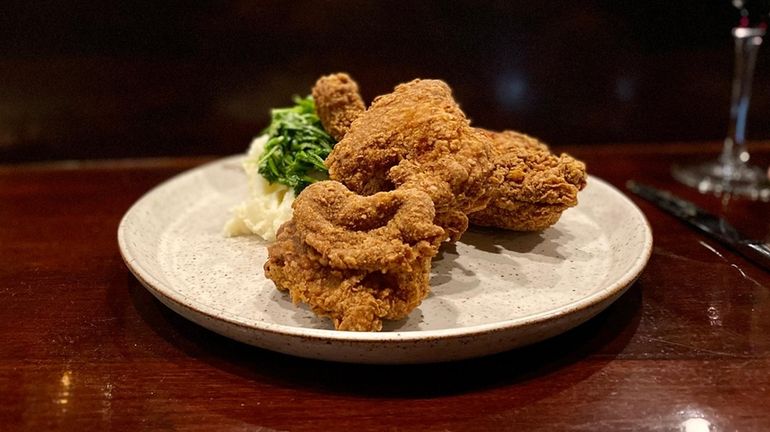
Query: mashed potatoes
223 135 295 241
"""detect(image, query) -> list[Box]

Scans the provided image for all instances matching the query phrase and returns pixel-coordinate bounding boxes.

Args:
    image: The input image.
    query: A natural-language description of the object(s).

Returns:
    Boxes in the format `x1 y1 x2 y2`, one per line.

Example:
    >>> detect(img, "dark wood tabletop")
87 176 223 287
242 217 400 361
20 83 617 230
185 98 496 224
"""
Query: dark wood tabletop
2 141 769 431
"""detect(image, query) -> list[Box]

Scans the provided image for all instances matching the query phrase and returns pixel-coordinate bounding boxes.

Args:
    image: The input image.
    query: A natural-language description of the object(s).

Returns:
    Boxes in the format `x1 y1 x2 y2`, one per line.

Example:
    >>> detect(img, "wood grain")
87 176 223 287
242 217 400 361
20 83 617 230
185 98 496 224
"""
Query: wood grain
1 143 769 430
2 2 770 163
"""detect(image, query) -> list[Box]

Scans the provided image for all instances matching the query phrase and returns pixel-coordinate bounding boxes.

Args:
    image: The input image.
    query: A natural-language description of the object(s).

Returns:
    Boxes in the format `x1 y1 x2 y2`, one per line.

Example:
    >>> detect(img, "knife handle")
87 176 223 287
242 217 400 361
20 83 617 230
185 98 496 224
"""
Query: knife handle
735 240 770 272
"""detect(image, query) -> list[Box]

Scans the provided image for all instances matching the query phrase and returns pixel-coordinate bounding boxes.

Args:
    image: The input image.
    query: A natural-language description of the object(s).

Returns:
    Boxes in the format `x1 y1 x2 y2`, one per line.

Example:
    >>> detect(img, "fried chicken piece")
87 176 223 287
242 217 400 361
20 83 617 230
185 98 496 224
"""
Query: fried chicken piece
312 73 366 141
468 129 587 231
264 181 444 331
325 78 498 242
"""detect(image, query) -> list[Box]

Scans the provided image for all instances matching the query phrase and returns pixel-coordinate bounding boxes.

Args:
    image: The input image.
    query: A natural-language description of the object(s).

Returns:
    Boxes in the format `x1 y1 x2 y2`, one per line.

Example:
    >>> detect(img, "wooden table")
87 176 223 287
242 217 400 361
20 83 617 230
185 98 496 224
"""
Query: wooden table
2 142 769 431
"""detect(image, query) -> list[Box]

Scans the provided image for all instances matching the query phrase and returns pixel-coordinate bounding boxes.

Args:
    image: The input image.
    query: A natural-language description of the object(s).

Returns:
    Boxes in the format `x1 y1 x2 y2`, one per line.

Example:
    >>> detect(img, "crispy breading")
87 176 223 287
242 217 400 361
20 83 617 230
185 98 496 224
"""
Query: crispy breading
264 181 444 331
469 129 587 231
325 78 499 242
263 77 588 332
311 73 366 141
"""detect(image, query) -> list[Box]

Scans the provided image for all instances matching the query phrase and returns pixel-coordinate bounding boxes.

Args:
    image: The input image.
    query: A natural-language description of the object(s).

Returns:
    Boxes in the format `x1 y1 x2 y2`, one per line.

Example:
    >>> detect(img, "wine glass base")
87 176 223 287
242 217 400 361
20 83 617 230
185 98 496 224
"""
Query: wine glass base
671 161 770 201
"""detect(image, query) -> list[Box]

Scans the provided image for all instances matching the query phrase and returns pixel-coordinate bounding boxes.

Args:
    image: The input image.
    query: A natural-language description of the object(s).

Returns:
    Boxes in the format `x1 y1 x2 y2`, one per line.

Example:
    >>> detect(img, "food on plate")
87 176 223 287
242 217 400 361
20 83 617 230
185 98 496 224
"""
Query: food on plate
468 129 587 231
258 95 335 194
223 135 295 241
224 96 334 241
311 73 366 141
324 78 500 242
232 72 588 331
264 181 444 331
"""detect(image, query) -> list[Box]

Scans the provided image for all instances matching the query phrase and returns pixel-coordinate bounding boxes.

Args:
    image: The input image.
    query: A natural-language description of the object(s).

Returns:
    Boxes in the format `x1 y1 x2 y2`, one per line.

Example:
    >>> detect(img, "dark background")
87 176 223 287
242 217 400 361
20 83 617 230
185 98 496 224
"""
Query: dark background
1 0 767 162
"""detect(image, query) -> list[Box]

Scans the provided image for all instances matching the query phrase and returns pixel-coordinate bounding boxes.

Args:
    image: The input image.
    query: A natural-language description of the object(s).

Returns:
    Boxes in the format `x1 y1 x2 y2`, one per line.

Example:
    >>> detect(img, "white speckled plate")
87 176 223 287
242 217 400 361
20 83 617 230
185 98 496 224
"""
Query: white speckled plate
118 156 652 364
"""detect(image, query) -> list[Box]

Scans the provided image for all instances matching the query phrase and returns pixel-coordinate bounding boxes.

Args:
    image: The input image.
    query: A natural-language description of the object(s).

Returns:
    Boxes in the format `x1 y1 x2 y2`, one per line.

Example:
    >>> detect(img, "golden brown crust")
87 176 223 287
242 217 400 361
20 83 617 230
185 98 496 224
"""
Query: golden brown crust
311 73 366 141
469 129 587 231
265 77 589 331
325 79 499 242
264 181 444 331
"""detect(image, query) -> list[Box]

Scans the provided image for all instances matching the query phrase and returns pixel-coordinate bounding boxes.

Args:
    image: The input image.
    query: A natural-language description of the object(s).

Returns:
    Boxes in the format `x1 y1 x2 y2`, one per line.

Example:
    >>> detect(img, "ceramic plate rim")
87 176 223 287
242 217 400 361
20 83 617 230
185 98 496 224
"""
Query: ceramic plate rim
118 156 653 344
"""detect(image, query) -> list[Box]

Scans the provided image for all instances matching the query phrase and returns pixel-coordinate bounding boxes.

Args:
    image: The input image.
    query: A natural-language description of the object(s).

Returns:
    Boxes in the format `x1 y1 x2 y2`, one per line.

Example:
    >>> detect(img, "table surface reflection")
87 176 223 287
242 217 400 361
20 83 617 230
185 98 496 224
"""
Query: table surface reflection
1 141 769 431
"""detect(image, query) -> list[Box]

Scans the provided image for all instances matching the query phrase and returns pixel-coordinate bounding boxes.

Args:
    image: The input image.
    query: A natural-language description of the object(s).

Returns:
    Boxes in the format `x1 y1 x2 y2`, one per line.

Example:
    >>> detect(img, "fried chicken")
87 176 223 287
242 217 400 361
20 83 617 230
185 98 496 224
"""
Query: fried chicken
468 129 587 231
312 73 366 141
264 181 444 331
325 78 499 242
263 75 588 332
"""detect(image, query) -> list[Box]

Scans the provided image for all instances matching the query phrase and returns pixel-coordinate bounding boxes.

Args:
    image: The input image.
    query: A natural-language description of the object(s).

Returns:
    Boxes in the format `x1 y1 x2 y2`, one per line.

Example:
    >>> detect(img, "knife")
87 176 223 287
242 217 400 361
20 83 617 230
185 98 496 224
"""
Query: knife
627 180 770 272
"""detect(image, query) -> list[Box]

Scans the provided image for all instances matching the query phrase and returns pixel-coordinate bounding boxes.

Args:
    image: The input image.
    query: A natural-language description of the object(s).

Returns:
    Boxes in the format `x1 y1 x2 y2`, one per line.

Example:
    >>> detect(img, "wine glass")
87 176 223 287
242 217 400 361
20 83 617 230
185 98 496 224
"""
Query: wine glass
672 1 770 201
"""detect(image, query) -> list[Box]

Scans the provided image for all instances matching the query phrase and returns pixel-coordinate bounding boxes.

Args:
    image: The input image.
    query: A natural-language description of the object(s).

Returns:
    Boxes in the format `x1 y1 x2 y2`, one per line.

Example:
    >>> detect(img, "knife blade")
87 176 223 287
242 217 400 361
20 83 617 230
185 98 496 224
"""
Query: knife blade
627 180 770 272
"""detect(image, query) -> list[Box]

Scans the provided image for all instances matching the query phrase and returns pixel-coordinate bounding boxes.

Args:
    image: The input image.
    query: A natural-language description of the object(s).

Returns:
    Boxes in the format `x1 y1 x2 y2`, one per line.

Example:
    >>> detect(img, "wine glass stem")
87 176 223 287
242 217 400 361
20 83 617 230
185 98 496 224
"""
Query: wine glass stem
721 27 765 172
